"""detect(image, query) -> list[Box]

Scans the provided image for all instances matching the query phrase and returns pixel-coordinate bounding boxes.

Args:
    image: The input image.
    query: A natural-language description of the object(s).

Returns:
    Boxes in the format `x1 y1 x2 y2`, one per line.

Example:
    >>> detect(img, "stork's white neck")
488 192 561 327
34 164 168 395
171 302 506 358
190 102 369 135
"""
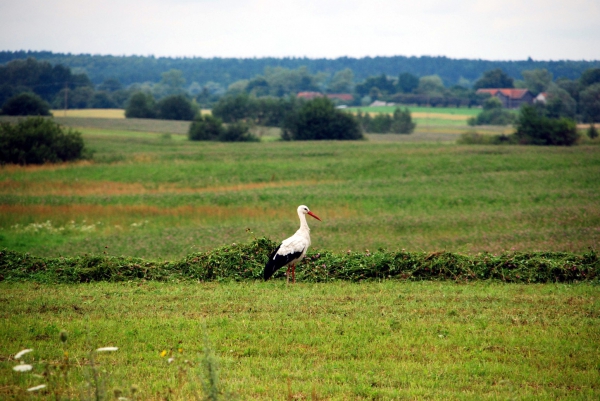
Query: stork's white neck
297 210 310 232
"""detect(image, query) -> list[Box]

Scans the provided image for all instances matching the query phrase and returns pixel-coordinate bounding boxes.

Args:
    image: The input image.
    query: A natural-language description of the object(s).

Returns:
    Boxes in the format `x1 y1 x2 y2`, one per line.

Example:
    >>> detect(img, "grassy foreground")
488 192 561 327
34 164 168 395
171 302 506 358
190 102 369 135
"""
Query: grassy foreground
1 281 598 400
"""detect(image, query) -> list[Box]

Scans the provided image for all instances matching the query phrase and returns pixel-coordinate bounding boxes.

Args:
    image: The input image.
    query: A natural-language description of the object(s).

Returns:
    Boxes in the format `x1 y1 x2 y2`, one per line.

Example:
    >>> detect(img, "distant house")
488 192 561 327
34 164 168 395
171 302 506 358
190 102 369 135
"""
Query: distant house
476 88 535 109
369 100 395 107
297 92 354 102
534 92 549 104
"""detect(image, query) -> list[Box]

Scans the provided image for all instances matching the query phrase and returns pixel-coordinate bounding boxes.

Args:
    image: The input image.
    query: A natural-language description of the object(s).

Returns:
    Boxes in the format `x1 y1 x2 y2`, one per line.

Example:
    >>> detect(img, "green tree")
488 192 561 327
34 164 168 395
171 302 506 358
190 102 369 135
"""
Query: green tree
417 75 445 95
189 114 224 141
90 91 118 108
391 107 416 134
156 95 196 121
155 69 186 97
212 94 255 123
355 74 396 98
579 83 600 122
246 76 270 96
98 78 123 92
0 117 89 164
514 105 578 146
544 84 576 119
521 69 553 95
282 97 363 141
328 68 354 93
397 72 419 93
473 68 514 89
125 92 156 119
1 92 51 116
579 68 600 88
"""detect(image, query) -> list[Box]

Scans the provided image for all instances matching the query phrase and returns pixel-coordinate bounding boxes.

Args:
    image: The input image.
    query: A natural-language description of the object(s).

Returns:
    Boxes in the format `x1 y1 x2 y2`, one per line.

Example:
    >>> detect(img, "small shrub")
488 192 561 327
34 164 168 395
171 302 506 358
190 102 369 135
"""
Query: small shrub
514 105 579 146
457 132 515 145
189 114 224 141
219 122 259 142
468 98 515 126
391 107 416 134
0 117 90 165
588 124 599 139
1 92 51 116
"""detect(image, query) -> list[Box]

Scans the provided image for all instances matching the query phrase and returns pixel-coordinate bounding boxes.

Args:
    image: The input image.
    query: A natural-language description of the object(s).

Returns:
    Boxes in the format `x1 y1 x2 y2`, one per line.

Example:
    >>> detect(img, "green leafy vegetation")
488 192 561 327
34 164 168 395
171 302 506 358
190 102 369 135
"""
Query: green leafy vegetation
282 97 363 140
0 117 90 165
356 107 416 133
1 238 598 284
467 97 516 126
514 105 579 146
1 92 51 116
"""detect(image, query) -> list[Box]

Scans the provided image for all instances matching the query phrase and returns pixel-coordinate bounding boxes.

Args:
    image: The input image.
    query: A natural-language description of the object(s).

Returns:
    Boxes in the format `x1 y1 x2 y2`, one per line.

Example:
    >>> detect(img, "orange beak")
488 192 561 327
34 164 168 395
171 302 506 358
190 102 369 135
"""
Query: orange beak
307 211 322 221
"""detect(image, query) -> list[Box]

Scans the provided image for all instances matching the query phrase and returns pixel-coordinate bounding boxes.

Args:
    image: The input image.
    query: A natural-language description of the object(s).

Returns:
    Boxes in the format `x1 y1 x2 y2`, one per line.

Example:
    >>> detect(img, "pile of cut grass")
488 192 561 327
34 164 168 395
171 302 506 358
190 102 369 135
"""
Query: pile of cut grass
1 238 598 284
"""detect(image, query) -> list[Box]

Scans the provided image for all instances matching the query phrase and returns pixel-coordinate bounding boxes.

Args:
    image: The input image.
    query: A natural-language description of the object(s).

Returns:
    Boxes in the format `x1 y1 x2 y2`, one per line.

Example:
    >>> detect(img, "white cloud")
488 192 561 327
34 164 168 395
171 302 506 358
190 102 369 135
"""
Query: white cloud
0 0 599 60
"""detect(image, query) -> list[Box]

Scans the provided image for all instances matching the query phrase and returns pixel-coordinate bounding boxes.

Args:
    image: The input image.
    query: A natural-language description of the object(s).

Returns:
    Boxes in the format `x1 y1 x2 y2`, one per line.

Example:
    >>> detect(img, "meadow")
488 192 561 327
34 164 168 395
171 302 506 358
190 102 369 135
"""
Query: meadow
0 114 598 259
1 281 599 400
1 113 599 399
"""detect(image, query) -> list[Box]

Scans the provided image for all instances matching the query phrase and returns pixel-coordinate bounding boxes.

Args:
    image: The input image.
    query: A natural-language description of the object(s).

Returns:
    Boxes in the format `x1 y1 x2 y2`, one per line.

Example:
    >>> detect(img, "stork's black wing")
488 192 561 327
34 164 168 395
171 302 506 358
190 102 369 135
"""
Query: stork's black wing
263 244 304 281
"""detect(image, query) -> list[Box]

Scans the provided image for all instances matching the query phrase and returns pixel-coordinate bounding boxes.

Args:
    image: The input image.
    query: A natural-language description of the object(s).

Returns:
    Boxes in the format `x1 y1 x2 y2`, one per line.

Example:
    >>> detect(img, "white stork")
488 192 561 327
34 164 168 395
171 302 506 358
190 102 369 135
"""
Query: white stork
264 205 322 283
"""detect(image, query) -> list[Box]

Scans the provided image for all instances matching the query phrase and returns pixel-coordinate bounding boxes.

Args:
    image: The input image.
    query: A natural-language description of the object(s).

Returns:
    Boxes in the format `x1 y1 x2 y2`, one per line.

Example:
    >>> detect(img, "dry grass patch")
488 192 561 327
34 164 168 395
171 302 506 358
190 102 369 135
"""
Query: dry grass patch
50 109 125 118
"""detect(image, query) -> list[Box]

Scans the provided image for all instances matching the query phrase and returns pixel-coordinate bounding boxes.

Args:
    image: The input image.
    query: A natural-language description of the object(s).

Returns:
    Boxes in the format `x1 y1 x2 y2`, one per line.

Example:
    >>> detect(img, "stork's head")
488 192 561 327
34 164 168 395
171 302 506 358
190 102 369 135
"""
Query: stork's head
298 205 322 221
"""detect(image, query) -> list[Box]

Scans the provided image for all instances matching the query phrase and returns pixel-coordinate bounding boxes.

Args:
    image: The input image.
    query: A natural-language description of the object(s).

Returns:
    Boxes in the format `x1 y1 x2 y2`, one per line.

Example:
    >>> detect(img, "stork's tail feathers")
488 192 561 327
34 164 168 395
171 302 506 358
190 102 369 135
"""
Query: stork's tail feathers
264 258 278 281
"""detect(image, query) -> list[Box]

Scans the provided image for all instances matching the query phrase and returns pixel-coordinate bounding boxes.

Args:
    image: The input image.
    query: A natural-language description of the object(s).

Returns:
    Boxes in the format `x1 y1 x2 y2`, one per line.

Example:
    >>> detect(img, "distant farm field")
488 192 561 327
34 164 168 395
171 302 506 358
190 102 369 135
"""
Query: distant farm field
0 116 598 259
50 108 125 118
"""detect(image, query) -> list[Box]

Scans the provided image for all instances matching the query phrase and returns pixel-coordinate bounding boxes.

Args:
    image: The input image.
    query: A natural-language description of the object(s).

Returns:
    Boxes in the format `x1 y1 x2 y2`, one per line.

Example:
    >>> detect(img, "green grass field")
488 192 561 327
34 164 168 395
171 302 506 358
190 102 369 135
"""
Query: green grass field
1 117 599 259
2 281 599 400
1 116 599 400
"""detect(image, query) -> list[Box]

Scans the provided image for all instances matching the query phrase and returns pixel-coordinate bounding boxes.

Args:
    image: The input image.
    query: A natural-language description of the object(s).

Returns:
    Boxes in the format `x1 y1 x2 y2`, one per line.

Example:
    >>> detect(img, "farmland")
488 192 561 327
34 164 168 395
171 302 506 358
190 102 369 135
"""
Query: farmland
1 113 599 258
1 114 599 400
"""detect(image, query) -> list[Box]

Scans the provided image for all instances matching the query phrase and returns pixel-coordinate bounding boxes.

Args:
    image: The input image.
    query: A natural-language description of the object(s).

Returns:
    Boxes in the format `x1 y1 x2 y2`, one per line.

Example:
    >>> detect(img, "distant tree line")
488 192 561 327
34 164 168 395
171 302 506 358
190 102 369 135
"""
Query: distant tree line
2 50 598 88
2 55 600 124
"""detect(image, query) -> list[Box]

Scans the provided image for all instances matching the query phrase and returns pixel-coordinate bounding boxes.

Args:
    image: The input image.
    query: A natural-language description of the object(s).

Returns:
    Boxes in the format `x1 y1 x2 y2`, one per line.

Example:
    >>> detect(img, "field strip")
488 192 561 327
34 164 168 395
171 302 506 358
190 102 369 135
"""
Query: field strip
406 112 470 120
0 203 355 221
51 109 125 118
0 179 329 196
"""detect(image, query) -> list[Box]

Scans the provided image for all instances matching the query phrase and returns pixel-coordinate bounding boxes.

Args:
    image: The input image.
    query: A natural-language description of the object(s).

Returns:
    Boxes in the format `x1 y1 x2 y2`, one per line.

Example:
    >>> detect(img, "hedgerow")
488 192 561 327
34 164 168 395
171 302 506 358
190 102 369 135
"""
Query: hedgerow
1 238 598 284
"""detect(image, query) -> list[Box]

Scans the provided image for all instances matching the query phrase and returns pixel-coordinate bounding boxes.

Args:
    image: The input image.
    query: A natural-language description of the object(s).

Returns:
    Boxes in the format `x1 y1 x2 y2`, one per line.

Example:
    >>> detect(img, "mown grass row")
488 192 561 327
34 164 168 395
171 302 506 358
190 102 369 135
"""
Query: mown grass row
1 238 598 284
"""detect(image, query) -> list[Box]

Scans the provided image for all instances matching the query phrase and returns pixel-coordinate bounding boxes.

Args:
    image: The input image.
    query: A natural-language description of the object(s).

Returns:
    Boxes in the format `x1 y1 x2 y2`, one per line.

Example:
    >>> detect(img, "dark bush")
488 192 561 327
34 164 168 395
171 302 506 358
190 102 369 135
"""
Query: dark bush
391 107 416 134
587 124 598 139
0 117 89 165
468 97 516 126
219 122 259 142
1 92 51 116
514 105 579 146
282 97 363 140
156 95 196 121
189 114 224 141
457 132 515 145
212 94 255 123
125 92 156 118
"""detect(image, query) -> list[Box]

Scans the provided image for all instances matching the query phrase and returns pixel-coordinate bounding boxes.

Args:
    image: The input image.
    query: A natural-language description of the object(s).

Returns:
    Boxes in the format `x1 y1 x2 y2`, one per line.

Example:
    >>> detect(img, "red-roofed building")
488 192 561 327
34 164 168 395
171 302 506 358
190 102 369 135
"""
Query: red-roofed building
476 88 535 109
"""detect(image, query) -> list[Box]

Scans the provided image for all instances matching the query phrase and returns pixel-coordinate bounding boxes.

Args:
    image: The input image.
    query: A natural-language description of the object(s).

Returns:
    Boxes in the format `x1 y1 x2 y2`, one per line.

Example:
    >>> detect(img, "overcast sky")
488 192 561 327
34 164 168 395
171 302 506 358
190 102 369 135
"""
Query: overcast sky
1 0 599 61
